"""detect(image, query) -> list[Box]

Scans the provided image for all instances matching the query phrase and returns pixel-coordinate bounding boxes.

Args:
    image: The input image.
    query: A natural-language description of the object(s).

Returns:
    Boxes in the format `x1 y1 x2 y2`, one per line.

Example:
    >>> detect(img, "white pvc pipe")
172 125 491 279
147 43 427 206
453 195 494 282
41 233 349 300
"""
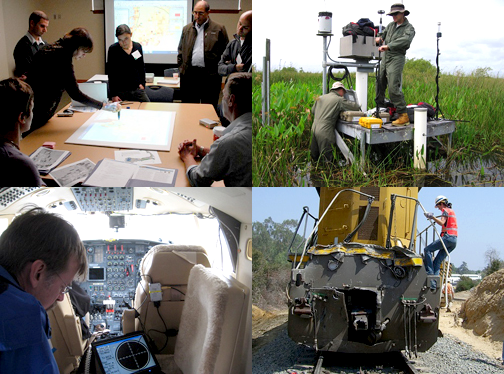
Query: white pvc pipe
355 71 367 112
414 108 427 169
322 36 328 94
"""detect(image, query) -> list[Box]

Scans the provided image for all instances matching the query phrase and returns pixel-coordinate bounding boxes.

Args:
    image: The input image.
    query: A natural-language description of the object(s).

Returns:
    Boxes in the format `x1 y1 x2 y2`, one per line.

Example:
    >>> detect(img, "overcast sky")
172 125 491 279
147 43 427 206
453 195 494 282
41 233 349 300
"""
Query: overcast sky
253 0 504 77
253 187 504 271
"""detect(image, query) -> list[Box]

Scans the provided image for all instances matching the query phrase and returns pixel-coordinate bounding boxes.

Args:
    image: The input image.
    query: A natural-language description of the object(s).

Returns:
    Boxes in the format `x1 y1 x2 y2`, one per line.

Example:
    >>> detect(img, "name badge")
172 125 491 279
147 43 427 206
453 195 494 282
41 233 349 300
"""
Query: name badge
132 50 142 60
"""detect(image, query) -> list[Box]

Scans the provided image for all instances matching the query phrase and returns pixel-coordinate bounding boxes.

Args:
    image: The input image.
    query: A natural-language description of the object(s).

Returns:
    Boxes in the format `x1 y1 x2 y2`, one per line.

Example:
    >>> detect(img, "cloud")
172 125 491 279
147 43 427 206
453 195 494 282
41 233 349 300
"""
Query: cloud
253 0 504 76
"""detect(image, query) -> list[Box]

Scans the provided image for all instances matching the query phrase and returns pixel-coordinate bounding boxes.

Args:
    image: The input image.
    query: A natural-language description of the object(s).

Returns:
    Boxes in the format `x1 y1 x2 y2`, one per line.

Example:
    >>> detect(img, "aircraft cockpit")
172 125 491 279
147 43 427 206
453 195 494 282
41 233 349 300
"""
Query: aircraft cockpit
0 187 252 374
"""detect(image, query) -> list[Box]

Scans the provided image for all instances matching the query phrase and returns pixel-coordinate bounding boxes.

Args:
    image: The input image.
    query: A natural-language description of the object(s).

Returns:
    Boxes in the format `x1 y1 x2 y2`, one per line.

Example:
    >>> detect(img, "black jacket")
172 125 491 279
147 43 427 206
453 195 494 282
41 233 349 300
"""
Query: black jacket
106 41 147 97
25 41 103 132
177 19 229 75
218 33 252 76
13 35 46 77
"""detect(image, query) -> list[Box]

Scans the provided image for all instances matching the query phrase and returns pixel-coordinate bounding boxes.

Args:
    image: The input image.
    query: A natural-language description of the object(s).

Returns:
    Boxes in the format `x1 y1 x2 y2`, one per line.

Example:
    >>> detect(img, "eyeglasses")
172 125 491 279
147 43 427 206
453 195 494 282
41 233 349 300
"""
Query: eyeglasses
193 11 207 16
55 273 72 294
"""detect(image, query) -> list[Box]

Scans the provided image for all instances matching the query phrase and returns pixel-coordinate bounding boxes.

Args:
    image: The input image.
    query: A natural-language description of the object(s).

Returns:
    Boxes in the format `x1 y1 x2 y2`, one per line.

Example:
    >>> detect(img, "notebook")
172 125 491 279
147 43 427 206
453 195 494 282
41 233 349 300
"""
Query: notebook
72 82 108 107
92 332 162 374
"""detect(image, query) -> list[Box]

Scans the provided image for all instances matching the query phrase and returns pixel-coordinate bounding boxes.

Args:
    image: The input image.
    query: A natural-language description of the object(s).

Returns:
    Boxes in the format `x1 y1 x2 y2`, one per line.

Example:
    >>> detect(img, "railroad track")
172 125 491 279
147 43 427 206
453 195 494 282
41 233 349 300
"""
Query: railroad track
291 350 425 374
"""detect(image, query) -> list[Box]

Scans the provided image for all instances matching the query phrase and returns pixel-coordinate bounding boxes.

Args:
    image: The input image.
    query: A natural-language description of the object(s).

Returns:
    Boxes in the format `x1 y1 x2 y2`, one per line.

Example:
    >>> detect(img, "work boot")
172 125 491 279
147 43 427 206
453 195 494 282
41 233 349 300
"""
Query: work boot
392 113 410 126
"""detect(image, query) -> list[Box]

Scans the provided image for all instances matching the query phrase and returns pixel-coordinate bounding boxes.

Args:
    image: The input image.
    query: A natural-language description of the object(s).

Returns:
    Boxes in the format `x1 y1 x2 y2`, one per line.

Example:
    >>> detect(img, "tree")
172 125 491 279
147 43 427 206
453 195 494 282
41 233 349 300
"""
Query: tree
485 259 502 277
252 217 305 264
455 276 478 292
458 261 469 274
252 217 309 310
482 247 503 277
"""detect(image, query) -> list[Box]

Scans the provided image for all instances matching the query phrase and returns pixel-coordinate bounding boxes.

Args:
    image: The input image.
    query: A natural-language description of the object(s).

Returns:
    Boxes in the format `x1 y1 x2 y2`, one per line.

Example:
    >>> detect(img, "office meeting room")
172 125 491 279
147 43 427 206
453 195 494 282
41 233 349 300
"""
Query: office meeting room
0 0 252 187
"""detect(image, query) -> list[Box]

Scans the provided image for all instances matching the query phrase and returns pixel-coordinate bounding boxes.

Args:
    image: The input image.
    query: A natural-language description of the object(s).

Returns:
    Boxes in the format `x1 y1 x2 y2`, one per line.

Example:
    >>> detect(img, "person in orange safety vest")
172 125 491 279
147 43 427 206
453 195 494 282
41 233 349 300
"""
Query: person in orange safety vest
423 195 457 291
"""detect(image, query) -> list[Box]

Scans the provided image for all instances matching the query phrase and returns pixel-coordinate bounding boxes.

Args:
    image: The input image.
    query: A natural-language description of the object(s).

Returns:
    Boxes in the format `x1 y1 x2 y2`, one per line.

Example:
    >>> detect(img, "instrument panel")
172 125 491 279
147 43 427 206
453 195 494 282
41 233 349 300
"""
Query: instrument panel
80 239 163 335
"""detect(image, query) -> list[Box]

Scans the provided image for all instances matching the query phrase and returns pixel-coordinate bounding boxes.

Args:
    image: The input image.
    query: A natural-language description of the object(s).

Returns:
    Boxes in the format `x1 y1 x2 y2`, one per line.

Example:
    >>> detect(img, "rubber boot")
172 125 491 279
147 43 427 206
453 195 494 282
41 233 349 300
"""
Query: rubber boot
392 112 410 126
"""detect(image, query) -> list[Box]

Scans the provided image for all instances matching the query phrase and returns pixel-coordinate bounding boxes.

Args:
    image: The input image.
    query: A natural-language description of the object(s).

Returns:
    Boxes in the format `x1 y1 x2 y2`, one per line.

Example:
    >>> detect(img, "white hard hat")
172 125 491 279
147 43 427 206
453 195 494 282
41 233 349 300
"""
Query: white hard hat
435 195 448 207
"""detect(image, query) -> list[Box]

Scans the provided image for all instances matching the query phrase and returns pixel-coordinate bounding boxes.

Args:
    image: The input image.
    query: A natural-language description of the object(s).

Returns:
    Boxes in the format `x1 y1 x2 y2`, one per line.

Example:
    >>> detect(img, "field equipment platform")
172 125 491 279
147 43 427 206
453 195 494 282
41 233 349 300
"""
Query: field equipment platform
335 119 456 164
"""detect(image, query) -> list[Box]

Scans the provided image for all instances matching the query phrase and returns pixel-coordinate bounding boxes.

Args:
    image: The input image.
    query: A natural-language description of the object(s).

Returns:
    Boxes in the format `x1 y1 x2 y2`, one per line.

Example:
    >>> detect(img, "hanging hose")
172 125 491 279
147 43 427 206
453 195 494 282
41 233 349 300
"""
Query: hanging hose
327 65 352 91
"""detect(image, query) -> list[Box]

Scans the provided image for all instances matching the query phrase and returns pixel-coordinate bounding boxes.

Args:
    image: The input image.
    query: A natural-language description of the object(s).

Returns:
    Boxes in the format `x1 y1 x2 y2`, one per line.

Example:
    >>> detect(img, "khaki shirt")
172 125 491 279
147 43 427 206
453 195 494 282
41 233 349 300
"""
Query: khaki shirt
381 17 415 57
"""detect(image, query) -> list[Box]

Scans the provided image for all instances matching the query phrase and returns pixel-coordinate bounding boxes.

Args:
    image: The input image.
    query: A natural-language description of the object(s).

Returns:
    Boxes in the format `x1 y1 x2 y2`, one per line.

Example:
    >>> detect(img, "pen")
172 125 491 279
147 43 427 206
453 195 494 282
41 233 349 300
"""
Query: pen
118 111 120 120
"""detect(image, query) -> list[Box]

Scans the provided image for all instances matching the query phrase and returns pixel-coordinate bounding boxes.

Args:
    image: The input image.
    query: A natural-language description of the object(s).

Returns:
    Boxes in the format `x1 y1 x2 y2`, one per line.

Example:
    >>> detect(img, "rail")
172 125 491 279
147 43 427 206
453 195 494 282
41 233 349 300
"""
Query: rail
294 189 376 270
395 194 451 306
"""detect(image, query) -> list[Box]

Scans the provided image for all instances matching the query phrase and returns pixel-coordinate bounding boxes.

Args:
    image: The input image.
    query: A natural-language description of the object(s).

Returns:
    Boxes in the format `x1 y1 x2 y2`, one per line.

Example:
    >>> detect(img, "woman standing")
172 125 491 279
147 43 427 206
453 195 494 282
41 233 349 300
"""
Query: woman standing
107 24 149 102
24 27 120 136
423 195 458 290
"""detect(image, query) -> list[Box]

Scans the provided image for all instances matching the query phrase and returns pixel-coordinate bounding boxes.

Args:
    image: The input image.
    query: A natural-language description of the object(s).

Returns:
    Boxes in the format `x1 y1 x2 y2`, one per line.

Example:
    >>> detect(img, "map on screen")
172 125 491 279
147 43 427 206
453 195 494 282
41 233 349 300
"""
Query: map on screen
66 109 176 151
114 0 187 55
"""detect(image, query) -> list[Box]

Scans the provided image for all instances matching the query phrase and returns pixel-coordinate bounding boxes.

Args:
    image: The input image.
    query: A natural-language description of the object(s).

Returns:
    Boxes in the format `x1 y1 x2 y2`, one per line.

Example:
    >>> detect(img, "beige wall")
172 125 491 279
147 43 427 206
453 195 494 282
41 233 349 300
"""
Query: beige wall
210 0 252 40
0 0 251 80
0 1 9 78
39 0 105 80
1 0 39 79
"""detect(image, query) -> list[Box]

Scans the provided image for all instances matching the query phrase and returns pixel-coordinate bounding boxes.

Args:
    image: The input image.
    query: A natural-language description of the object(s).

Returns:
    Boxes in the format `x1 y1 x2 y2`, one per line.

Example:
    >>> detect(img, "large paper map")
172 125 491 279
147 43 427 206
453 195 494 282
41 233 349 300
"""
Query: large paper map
66 109 175 151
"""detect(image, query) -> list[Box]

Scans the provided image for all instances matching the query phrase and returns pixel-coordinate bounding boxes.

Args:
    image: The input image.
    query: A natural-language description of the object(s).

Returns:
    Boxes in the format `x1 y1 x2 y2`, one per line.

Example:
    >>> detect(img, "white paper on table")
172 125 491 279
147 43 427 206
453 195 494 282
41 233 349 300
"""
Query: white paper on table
30 147 70 171
69 105 99 113
50 158 96 186
132 166 176 184
157 78 180 84
83 158 137 186
114 150 161 165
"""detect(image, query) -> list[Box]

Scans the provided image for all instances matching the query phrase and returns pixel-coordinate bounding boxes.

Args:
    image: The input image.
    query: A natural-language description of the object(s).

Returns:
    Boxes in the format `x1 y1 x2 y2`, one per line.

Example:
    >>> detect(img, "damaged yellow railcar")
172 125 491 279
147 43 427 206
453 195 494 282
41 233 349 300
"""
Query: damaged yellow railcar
287 188 442 357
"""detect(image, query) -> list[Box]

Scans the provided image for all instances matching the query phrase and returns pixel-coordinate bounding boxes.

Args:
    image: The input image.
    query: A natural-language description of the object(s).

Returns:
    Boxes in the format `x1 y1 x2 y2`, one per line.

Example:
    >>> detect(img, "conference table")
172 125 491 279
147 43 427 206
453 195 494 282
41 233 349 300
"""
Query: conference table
20 102 224 187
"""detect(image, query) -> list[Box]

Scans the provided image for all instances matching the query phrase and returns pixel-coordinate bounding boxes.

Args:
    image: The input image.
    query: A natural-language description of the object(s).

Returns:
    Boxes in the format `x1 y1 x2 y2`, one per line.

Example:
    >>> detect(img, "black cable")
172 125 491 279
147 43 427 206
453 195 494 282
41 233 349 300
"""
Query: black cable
169 286 185 296
435 31 445 119
374 11 385 119
147 301 178 353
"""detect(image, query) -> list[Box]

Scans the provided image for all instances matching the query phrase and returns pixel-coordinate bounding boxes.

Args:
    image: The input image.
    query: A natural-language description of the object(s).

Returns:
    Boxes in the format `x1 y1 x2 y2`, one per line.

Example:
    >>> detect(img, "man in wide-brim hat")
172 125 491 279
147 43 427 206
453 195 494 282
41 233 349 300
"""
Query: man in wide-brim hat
310 82 360 162
375 3 415 126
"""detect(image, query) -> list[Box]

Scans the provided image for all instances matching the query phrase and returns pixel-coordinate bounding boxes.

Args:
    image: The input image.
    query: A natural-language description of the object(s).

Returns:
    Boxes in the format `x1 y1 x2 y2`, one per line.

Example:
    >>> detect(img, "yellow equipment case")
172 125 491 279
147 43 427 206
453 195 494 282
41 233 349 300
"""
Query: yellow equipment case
359 117 383 129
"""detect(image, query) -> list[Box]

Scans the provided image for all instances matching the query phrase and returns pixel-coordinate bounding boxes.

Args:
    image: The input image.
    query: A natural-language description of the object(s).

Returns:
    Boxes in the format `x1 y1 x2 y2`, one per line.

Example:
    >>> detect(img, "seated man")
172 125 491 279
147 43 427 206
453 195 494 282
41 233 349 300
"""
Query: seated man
218 10 252 76
310 82 361 162
0 78 43 186
178 72 251 186
13 10 49 78
0 207 87 373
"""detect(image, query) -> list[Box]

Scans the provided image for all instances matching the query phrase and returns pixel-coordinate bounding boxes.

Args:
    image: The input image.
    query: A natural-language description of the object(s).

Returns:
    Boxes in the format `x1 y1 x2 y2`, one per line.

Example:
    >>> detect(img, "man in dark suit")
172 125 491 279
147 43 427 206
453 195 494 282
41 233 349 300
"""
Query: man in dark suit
13 11 49 78
177 1 228 110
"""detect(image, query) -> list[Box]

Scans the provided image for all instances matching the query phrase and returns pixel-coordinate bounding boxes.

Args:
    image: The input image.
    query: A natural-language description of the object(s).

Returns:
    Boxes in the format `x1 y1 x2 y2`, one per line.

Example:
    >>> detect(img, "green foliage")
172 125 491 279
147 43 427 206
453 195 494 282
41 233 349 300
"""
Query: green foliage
403 58 437 75
472 67 493 78
252 218 306 309
482 248 503 277
253 61 504 186
454 261 469 274
455 276 479 292
483 259 503 277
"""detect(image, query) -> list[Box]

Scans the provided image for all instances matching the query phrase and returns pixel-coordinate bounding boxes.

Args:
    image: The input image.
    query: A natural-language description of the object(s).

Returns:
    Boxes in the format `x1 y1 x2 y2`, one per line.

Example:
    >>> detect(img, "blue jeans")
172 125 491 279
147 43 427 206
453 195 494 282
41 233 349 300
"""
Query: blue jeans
424 234 457 275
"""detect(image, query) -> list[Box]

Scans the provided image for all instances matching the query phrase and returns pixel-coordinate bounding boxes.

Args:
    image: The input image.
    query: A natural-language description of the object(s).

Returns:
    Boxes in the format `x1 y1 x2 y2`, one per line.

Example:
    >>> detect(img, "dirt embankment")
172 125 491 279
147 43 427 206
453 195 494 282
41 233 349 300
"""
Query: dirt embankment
252 305 287 340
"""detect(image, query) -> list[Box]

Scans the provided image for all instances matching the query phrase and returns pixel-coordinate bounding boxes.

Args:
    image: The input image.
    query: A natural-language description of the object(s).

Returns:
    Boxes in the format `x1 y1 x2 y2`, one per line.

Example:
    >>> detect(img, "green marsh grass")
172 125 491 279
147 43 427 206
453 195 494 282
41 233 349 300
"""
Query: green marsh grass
253 59 504 186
